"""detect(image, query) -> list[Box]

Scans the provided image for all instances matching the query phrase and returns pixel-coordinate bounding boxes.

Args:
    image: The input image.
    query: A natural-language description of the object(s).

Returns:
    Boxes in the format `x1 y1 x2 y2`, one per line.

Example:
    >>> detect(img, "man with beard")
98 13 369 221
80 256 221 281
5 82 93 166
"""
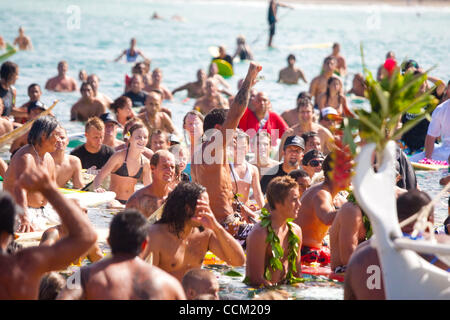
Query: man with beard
260 135 304 194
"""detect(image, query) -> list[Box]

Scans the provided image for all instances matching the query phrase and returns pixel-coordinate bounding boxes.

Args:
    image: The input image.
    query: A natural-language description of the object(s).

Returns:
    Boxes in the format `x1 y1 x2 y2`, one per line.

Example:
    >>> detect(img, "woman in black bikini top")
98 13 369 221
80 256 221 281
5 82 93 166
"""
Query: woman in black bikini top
92 123 151 205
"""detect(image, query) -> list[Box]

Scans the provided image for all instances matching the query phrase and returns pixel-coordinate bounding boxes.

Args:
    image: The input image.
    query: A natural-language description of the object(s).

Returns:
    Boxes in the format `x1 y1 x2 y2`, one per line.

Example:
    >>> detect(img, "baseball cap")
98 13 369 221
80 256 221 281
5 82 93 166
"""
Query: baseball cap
27 100 47 113
100 112 121 127
321 106 339 118
283 135 305 150
302 149 325 166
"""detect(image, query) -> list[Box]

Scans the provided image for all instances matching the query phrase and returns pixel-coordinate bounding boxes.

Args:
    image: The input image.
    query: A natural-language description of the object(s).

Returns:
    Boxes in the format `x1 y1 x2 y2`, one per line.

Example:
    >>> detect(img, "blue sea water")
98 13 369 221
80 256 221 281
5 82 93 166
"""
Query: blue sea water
2 0 450 300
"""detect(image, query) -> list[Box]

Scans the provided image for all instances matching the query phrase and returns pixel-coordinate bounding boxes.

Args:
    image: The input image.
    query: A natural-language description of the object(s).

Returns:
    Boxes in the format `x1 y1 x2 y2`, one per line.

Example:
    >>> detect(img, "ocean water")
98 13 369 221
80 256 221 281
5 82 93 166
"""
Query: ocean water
2 0 450 299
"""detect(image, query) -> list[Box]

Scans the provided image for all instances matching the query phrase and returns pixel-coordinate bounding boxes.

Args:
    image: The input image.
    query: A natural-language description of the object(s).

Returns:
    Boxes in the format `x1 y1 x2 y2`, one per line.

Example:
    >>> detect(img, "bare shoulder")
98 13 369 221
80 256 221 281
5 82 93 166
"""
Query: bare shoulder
248 223 268 241
68 154 82 166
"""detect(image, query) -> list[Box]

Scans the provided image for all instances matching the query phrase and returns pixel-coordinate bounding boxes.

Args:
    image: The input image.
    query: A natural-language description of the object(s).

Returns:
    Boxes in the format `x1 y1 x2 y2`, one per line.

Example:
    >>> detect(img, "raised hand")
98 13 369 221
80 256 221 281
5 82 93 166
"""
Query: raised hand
191 199 219 230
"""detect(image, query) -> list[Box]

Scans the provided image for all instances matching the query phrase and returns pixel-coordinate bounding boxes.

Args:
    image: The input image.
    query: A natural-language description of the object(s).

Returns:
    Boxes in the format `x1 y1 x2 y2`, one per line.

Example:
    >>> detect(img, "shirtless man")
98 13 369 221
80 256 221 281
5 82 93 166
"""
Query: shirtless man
50 128 84 189
172 69 207 99
328 43 347 76
45 61 78 92
347 73 366 98
15 83 44 123
0 98 13 136
191 62 262 226
344 190 450 300
0 169 97 299
309 56 337 108
278 54 307 85
10 102 49 155
79 69 88 83
279 99 333 154
138 91 178 139
87 74 113 110
295 154 351 266
13 26 33 50
246 176 302 286
280 91 311 127
149 129 170 151
182 269 220 300
142 182 245 281
58 210 185 300
208 63 231 91
193 79 229 115
279 98 334 156
146 68 173 100
70 82 107 121
126 150 175 219
4 116 63 232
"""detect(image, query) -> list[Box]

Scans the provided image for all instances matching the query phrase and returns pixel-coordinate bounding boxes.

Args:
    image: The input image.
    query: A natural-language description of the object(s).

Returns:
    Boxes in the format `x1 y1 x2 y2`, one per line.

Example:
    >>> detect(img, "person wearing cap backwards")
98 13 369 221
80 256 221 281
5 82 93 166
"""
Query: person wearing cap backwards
100 112 124 149
301 149 325 181
260 135 304 194
294 153 351 267
278 54 307 85
70 82 107 122
319 106 341 132
279 98 334 157
14 83 44 123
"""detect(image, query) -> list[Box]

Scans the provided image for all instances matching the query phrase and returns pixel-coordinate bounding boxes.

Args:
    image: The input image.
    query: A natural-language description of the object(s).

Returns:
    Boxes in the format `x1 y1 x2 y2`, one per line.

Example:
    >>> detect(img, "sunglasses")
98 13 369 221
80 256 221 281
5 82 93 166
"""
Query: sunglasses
308 159 323 167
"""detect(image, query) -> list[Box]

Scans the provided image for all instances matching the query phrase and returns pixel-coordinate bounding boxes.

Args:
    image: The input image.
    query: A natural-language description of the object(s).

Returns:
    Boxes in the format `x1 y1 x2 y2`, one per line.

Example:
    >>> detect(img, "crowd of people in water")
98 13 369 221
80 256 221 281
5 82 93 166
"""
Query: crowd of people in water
0 2 449 300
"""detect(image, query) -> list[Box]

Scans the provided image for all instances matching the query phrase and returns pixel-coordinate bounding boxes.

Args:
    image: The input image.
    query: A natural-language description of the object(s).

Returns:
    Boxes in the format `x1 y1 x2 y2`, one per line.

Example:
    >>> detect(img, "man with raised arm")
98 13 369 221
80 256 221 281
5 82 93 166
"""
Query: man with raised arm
0 169 97 299
191 62 262 230
57 210 185 300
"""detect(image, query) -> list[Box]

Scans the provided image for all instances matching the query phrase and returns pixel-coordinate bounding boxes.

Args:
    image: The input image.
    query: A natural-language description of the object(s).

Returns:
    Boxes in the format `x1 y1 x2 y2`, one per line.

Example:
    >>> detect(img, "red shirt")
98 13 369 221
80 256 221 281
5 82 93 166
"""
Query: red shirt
238 108 288 146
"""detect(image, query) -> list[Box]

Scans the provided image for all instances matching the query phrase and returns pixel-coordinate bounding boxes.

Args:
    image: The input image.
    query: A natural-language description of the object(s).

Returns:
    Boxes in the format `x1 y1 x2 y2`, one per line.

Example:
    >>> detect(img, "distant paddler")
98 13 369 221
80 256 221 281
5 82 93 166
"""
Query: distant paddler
115 38 149 63
267 0 294 48
13 26 33 51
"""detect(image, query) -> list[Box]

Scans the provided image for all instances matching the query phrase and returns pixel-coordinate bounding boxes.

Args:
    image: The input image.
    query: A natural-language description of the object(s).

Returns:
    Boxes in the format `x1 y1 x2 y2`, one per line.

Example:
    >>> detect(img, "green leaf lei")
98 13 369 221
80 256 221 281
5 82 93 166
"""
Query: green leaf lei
347 190 373 240
260 208 304 285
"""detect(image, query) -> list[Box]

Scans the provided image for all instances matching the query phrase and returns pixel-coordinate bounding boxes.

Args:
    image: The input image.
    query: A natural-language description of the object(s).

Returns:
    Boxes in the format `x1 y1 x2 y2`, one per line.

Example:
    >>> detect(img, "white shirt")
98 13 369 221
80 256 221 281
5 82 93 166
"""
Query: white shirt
427 99 450 146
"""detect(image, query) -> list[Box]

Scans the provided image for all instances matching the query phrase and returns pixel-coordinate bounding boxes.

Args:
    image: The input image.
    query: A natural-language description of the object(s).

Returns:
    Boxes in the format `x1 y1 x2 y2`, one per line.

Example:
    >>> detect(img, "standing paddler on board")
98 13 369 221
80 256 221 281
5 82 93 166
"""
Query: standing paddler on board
267 0 294 48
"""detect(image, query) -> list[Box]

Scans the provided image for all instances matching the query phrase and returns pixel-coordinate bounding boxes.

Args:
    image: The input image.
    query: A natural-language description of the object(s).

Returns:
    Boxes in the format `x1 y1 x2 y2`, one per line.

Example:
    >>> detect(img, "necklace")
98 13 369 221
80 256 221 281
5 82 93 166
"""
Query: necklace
32 145 43 165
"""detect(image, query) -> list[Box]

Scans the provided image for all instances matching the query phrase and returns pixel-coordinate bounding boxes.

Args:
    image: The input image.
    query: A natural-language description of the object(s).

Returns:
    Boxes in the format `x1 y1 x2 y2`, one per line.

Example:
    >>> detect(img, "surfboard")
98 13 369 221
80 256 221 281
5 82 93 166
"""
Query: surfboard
67 132 86 149
0 43 17 62
411 162 448 171
301 264 345 282
212 59 234 78
58 188 116 207
282 42 333 51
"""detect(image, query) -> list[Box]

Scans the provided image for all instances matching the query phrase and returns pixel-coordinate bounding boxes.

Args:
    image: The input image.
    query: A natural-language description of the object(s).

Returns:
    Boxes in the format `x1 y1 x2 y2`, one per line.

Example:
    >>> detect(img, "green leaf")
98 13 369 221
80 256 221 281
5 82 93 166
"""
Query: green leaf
270 257 283 270
272 243 284 258
225 269 243 277
264 267 272 281
391 113 430 141
260 218 271 228
373 82 390 118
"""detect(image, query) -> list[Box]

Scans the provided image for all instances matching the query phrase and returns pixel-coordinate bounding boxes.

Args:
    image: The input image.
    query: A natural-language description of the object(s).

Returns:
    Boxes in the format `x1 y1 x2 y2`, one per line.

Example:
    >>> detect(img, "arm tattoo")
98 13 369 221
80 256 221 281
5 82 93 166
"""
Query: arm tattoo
233 80 251 110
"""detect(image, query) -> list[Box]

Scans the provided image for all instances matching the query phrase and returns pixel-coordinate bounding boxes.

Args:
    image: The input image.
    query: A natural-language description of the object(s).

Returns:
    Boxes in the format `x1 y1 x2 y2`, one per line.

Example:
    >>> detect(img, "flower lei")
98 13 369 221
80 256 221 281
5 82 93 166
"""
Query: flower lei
260 208 303 285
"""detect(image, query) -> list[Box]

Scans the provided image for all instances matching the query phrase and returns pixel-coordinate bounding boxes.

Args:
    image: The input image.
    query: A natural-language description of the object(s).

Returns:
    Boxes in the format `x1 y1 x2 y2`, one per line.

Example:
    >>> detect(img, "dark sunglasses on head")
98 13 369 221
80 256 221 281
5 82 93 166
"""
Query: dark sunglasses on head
308 159 323 167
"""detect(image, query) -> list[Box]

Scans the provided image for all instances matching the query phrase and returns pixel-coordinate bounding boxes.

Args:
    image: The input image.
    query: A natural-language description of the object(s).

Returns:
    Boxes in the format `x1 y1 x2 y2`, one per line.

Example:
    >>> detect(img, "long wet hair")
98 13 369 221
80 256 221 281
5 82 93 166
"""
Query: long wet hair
157 182 206 238
27 115 60 146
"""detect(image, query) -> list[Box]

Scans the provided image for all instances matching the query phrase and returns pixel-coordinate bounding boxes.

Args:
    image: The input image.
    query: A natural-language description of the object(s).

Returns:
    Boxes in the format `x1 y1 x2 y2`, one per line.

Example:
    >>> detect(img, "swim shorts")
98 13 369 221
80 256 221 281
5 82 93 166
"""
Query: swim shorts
222 213 254 249
269 22 276 36
24 204 61 231
301 245 331 266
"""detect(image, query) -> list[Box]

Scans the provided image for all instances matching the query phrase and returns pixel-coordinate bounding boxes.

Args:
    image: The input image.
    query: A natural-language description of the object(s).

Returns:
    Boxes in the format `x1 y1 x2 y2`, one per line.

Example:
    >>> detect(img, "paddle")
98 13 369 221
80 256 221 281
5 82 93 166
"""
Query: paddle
0 100 58 148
